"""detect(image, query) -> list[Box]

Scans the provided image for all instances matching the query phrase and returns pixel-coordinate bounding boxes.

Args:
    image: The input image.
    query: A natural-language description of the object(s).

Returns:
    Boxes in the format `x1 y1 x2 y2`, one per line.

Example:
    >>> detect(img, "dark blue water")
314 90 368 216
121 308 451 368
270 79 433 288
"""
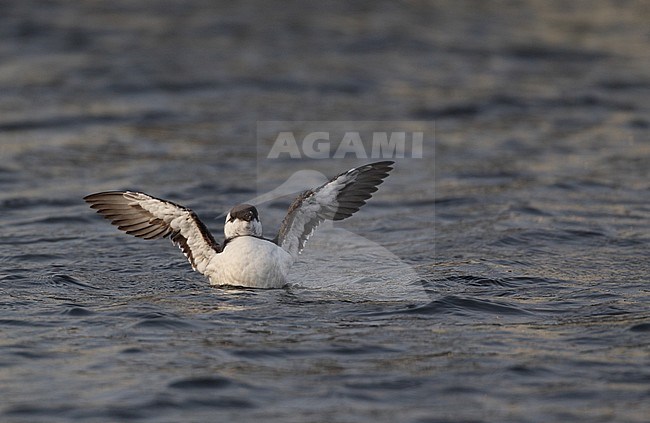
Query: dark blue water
1 1 649 422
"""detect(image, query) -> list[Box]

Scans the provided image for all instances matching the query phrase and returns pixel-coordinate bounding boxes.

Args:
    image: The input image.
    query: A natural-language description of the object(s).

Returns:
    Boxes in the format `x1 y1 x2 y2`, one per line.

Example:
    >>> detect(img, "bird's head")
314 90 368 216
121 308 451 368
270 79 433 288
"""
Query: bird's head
224 204 262 238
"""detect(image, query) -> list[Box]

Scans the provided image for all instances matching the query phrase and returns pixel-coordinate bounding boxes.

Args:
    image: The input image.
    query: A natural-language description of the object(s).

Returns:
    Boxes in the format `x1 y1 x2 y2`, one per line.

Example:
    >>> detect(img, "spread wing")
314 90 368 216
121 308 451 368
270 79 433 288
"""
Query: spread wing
83 191 220 273
275 161 394 258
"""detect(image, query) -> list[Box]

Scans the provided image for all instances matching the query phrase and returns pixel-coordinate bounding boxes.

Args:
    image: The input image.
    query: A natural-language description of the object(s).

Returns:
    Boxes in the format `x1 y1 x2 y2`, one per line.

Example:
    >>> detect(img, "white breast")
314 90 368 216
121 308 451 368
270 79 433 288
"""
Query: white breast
205 236 294 288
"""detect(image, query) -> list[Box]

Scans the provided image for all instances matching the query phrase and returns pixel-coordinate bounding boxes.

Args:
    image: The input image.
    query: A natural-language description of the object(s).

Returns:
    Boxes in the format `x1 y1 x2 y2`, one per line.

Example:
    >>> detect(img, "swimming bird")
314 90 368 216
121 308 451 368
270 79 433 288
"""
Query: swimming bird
84 161 394 288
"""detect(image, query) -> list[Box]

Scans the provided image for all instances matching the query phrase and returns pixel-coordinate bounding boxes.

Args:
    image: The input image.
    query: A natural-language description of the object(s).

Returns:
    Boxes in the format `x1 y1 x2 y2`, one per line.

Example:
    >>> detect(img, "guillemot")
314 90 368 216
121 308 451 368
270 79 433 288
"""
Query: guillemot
84 161 394 288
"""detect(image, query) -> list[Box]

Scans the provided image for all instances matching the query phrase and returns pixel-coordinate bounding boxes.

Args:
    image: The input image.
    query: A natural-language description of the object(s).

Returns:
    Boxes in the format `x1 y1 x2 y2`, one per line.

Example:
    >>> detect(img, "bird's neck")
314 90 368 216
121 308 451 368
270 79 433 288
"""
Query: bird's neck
224 219 262 239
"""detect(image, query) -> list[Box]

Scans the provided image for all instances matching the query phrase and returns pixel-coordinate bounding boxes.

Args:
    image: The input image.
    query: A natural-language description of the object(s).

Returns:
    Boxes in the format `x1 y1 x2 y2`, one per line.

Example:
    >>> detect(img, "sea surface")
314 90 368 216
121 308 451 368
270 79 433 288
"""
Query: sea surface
1 1 649 422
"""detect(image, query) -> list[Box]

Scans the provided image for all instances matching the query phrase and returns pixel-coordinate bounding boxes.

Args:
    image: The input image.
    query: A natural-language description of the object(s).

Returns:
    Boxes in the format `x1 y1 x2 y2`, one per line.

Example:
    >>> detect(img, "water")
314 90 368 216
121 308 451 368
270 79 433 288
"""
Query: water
1 1 649 422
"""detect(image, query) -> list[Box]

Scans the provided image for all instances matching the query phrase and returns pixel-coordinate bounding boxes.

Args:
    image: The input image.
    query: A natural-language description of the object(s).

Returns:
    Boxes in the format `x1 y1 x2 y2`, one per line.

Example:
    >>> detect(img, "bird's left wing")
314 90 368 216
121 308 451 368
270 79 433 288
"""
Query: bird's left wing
84 191 220 273
274 161 394 258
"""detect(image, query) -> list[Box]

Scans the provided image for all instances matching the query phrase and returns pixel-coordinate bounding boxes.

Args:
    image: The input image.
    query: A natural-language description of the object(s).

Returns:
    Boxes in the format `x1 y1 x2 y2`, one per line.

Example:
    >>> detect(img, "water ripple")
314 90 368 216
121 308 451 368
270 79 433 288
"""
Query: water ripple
407 295 533 317
168 376 233 390
47 274 100 290
629 322 650 332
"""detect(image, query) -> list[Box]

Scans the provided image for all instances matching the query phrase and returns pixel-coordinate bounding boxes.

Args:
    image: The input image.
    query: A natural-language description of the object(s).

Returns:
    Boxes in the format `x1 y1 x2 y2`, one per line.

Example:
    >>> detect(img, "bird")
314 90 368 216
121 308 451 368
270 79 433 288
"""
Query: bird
83 161 394 289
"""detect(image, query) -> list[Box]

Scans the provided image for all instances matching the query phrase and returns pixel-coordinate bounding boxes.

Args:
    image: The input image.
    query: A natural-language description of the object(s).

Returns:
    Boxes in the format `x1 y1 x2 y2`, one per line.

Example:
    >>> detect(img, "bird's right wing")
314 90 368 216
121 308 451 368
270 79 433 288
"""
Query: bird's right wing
84 191 220 274
274 161 394 258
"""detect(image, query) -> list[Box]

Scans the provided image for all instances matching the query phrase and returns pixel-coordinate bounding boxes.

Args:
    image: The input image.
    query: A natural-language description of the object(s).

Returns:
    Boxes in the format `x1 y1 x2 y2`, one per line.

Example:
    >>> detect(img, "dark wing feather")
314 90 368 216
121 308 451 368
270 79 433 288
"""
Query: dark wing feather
84 191 220 272
275 161 393 257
